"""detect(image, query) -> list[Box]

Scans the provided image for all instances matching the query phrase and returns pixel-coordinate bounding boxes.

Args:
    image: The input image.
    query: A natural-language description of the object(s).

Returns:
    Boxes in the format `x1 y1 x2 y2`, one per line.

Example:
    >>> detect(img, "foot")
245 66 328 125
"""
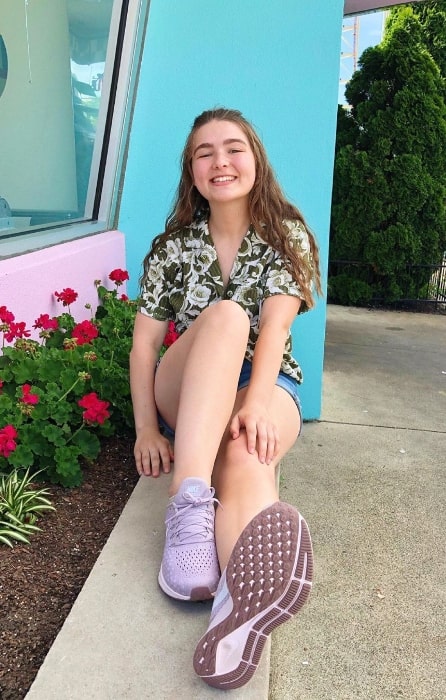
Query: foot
158 477 220 601
193 501 313 688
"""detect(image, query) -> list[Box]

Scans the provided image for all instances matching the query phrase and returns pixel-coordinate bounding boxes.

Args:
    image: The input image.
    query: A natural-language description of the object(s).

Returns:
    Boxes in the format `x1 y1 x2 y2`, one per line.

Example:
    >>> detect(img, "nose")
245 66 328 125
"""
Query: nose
212 148 228 168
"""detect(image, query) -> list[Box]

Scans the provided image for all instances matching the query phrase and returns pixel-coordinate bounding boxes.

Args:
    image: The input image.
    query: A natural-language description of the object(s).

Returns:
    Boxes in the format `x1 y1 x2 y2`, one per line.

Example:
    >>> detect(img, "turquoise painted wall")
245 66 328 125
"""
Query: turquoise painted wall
119 0 344 419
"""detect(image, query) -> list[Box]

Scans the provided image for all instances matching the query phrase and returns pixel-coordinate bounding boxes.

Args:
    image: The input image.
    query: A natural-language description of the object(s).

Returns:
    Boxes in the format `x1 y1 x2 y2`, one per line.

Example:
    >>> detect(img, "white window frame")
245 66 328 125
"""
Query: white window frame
0 0 148 259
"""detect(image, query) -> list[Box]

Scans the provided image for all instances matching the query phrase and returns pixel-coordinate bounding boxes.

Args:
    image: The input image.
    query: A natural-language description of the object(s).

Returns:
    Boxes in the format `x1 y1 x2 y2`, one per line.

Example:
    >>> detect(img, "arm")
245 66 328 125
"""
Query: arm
130 311 174 476
230 294 302 464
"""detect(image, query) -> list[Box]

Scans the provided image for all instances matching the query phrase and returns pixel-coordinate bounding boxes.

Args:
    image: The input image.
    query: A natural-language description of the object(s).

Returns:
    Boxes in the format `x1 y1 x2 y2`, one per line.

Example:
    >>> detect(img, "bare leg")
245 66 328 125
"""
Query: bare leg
154 300 250 496
212 385 301 570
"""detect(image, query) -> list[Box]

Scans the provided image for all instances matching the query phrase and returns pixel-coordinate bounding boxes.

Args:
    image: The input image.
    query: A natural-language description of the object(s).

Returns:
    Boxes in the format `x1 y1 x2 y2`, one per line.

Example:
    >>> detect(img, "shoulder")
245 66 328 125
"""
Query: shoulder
283 219 311 254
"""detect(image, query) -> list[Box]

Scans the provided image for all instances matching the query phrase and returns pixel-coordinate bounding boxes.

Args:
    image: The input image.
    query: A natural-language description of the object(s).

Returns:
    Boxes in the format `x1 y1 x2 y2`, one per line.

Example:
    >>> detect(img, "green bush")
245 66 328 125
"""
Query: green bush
0 270 137 486
327 274 373 306
330 6 446 306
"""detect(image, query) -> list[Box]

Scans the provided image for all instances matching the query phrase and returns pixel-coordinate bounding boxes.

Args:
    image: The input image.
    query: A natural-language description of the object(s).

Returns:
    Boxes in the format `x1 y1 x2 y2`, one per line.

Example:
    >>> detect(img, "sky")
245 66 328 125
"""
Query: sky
339 10 387 103
358 10 387 54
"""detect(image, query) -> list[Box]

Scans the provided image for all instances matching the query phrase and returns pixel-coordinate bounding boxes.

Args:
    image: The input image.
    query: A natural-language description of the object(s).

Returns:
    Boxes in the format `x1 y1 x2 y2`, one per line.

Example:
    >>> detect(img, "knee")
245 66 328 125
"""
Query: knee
214 438 277 494
202 300 250 336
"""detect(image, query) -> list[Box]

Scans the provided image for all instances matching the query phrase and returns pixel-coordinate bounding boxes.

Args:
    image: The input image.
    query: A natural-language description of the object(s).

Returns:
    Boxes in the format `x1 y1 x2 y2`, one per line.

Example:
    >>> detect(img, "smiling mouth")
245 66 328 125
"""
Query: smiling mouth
211 176 236 183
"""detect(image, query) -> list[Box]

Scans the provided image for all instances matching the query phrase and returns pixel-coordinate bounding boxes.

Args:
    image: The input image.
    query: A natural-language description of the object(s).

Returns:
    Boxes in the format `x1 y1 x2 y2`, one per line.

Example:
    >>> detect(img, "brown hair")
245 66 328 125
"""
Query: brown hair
143 108 322 306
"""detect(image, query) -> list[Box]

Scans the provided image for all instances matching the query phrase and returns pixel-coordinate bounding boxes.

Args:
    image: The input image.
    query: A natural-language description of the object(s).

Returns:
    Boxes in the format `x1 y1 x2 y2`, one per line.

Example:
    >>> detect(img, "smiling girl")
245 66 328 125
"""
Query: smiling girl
130 107 321 689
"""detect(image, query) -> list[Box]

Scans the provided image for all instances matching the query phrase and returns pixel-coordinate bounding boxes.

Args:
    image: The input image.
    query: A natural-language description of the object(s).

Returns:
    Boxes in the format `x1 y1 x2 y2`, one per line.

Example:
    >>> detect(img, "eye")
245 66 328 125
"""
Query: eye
229 148 243 154
198 152 212 158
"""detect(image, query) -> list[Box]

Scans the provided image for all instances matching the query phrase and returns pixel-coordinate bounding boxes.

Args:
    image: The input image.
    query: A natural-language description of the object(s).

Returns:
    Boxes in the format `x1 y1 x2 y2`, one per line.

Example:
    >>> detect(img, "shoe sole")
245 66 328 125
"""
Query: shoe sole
193 502 313 689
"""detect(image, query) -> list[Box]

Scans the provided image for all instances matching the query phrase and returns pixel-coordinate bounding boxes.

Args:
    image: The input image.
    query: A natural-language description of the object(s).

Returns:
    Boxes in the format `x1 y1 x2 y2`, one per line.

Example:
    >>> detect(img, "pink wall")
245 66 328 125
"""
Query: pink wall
0 231 126 340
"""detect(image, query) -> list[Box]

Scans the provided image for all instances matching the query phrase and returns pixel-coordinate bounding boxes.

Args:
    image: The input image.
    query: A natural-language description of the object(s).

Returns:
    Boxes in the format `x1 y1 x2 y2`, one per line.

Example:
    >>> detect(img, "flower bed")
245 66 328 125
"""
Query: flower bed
0 269 136 488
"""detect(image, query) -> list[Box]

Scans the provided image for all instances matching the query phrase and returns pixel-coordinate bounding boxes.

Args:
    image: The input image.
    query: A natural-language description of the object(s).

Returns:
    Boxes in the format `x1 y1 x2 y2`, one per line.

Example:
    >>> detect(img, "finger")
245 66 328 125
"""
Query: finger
245 420 258 455
134 447 144 475
161 444 173 474
256 424 268 463
148 450 162 478
265 428 277 464
230 415 241 440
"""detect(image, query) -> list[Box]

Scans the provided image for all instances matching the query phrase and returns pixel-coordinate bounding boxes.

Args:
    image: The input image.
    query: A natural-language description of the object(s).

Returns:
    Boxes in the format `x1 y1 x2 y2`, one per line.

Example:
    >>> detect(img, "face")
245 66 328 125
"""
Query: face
190 120 256 208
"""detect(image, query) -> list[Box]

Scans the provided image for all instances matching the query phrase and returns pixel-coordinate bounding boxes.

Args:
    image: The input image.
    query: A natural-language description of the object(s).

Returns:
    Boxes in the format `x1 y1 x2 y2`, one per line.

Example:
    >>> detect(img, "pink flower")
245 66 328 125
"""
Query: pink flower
55 288 78 306
72 320 99 346
109 269 129 286
163 321 179 348
0 425 18 458
78 392 110 425
20 384 39 405
33 314 59 331
4 322 31 343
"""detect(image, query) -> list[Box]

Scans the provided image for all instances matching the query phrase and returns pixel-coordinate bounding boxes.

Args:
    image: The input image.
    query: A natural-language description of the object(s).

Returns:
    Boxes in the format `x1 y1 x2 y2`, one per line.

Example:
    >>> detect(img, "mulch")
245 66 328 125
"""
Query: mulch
0 435 138 700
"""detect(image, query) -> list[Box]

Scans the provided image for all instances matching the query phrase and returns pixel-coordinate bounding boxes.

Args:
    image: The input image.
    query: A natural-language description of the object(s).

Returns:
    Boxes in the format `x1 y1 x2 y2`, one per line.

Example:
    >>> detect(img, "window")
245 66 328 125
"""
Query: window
0 0 140 248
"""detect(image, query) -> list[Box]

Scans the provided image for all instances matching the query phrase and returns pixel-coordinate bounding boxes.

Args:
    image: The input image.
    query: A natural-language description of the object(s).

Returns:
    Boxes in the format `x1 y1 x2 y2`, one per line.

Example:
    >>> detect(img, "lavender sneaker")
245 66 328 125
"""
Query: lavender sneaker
193 501 313 689
158 477 220 601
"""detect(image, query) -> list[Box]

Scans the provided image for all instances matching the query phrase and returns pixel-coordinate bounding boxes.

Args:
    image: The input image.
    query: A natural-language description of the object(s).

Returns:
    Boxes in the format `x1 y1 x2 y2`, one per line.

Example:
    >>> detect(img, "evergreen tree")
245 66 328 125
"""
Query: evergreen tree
329 5 446 305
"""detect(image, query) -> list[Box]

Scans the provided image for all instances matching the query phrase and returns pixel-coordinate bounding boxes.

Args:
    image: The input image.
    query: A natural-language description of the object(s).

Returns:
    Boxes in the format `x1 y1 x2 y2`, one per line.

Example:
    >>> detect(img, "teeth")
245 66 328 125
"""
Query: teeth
212 176 235 183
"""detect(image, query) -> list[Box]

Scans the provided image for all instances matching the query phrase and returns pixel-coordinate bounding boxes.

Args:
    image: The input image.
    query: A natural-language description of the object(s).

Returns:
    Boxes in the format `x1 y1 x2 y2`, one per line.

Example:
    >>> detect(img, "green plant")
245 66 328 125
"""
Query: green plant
0 468 55 547
330 5 446 306
0 269 138 486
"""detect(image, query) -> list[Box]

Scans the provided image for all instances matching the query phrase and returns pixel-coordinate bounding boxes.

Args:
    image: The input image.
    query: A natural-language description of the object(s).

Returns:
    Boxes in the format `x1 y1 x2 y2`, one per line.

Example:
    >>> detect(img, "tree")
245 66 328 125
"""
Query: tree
329 5 446 305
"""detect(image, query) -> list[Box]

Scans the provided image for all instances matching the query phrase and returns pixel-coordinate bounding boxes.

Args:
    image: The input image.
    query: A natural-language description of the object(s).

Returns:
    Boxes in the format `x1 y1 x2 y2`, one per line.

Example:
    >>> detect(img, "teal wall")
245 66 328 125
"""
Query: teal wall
119 0 344 419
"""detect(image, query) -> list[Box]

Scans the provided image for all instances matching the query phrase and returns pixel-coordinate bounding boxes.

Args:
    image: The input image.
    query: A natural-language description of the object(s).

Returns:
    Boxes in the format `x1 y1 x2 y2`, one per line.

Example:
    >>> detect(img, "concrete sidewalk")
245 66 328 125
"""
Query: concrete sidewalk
270 305 446 700
26 305 446 699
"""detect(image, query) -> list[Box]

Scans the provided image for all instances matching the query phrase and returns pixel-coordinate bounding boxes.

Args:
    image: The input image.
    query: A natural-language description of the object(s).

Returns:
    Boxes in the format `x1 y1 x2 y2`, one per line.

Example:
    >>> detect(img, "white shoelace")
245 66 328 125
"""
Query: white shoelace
166 491 220 545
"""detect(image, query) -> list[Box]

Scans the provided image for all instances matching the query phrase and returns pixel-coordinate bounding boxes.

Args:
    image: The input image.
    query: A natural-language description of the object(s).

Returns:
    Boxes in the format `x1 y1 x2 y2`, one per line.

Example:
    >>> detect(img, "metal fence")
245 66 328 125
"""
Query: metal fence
328 257 446 312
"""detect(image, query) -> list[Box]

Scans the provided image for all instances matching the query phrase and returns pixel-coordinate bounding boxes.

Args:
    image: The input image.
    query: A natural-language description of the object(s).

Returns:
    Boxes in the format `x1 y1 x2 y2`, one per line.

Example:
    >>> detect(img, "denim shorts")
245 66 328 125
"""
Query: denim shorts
158 358 302 439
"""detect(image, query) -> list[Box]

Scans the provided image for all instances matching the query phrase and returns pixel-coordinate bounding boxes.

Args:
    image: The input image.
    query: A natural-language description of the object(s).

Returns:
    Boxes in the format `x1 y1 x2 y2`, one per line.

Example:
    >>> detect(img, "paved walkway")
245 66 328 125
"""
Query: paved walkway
26 305 446 699
270 305 446 700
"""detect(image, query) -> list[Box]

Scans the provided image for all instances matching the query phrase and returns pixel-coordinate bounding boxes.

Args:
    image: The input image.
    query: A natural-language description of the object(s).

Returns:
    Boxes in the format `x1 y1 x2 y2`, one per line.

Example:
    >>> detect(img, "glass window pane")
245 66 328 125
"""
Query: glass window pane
0 0 116 238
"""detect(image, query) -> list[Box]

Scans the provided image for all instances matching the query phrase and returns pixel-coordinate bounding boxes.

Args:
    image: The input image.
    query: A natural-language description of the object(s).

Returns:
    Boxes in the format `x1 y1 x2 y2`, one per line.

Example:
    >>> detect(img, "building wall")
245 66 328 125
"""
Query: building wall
119 0 344 419
0 232 126 340
0 0 344 420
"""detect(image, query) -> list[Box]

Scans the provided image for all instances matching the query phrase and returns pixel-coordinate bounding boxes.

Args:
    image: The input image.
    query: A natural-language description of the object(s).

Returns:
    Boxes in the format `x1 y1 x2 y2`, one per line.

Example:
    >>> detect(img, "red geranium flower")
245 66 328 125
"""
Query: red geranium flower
0 306 15 324
163 321 179 348
109 269 129 286
120 294 129 301
33 313 59 331
4 322 31 343
71 320 99 346
20 384 39 405
0 379 3 394
0 424 18 457
55 287 78 306
78 392 110 425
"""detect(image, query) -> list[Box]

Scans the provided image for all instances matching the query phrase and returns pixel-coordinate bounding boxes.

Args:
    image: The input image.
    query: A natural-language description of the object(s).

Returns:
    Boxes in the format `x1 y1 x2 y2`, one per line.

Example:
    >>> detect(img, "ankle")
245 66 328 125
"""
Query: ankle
169 475 211 498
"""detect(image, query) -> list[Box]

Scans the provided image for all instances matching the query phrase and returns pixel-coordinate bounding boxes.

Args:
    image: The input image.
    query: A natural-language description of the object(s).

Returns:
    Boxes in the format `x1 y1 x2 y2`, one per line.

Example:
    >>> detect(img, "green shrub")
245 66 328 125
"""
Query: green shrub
0 270 137 486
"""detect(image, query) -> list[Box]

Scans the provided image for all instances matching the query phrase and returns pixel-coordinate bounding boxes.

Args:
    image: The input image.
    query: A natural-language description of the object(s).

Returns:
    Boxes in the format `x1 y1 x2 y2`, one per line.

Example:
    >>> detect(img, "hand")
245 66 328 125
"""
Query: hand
229 402 280 465
134 427 174 477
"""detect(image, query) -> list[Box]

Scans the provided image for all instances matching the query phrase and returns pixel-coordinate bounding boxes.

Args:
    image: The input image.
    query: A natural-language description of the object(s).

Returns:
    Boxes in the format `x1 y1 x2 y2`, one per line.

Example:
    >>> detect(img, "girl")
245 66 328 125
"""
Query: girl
130 107 322 689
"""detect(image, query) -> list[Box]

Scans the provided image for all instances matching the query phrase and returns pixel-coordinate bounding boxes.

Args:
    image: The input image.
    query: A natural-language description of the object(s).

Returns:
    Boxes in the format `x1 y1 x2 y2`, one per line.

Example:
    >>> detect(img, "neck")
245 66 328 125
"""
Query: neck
208 201 251 241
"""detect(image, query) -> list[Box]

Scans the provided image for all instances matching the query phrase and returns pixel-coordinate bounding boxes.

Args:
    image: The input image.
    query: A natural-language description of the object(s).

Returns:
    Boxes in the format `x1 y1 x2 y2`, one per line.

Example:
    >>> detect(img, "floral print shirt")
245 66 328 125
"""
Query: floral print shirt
139 219 311 383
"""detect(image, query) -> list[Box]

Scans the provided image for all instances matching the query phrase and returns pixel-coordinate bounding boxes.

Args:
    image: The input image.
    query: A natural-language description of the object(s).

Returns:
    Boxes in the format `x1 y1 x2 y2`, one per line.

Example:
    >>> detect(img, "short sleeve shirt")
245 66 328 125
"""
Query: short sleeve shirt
139 219 311 383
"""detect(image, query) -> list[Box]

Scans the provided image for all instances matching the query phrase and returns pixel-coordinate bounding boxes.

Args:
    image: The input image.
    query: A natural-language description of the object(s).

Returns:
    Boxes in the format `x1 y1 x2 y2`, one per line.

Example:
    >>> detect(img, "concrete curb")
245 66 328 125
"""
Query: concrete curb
25 474 270 699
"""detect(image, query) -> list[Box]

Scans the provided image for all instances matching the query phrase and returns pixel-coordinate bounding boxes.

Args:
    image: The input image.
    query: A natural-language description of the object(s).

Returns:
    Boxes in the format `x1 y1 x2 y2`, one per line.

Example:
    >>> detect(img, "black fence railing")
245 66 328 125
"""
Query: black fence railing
328 258 446 313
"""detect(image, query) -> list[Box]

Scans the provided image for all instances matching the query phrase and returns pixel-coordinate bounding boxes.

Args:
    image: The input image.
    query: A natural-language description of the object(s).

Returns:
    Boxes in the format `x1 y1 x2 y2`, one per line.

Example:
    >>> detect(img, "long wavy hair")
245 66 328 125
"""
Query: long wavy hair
143 108 322 307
